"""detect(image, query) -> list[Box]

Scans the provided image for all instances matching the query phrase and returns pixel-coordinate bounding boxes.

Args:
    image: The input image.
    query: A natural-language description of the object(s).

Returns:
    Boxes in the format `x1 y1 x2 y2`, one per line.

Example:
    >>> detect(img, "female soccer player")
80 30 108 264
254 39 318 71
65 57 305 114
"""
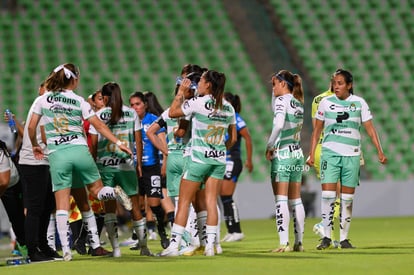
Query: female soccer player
220 92 253 243
266 70 306 252
160 69 236 257
27 63 132 261
307 69 387 249
90 82 152 257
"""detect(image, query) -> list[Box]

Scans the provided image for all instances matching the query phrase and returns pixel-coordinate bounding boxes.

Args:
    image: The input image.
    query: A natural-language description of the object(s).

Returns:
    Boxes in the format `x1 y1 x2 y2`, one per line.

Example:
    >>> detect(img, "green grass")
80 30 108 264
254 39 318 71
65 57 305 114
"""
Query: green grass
1 217 414 274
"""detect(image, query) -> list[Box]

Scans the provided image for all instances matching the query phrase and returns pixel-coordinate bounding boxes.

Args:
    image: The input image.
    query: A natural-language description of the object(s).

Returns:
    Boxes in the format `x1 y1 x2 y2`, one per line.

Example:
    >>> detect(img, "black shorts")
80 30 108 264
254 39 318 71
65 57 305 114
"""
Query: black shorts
223 158 243 182
139 164 162 198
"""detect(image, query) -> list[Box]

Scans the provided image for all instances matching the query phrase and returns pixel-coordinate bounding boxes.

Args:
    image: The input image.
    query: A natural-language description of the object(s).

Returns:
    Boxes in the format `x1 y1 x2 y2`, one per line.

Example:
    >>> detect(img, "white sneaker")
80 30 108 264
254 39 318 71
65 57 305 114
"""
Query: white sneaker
120 237 138 247
159 246 179 257
225 232 244 242
204 246 215 257
63 252 72 261
221 233 233 242
114 186 132 211
112 248 121 258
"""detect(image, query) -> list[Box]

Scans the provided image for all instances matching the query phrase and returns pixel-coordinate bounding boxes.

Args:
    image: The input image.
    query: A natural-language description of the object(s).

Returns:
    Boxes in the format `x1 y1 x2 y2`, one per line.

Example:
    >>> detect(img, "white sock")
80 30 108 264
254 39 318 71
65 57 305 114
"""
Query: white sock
56 210 70 255
97 186 115 200
205 225 217 249
133 218 147 247
340 193 354 242
169 223 185 250
47 213 56 250
289 198 305 244
197 210 207 247
275 195 289 245
104 213 119 251
82 210 100 249
321 190 336 239
185 204 199 247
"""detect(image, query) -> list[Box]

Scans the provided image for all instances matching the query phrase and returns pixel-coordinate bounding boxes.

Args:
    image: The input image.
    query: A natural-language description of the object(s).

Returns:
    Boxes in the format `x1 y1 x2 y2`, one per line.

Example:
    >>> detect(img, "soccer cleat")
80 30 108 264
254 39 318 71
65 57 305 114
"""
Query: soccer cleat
159 231 170 249
293 242 304 252
90 246 112 257
120 237 138 247
204 246 215 256
271 243 292 253
129 242 141 250
316 237 332 250
41 246 63 260
221 233 233 242
179 244 199 256
224 232 244 242
73 240 87 255
159 246 179 257
140 246 154 256
114 185 132 211
313 222 325 238
63 252 73 262
340 239 356 249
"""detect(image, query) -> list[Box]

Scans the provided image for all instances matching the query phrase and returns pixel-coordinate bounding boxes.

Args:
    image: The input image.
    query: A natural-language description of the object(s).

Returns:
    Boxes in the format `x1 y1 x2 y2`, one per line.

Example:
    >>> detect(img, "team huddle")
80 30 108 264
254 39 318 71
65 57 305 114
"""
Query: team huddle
0 64 386 263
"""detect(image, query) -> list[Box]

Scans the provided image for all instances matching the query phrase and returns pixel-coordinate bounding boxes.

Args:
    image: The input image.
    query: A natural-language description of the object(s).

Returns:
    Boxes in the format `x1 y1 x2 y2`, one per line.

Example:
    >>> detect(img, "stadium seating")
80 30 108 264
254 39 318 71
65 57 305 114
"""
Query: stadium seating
270 0 414 180
0 0 272 181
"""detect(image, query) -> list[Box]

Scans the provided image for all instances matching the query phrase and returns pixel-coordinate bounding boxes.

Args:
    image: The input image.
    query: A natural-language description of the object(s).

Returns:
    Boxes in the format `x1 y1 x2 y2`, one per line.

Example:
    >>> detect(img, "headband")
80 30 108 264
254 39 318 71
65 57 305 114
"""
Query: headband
53 65 78 79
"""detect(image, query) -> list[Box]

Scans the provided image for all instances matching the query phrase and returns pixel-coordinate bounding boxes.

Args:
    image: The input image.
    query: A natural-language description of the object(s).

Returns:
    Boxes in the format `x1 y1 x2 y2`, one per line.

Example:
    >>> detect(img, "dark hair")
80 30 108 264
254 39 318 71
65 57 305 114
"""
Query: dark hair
91 90 101 101
175 64 207 95
101 82 123 125
203 70 226 110
333 68 354 94
224 92 241 113
129 91 146 103
274 70 304 104
180 64 207 76
144 91 163 116
45 63 79 92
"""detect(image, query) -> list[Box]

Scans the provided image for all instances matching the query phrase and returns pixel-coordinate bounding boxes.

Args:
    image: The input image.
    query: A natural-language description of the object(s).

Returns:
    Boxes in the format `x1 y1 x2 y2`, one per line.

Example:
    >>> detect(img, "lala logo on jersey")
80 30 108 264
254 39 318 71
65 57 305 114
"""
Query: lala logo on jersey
318 110 324 116
204 149 225 158
54 134 78 145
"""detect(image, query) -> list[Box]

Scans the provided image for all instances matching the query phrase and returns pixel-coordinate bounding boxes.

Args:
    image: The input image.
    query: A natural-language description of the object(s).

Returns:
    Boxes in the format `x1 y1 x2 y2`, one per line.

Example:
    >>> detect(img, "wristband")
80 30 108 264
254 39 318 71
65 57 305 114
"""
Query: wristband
116 140 123 147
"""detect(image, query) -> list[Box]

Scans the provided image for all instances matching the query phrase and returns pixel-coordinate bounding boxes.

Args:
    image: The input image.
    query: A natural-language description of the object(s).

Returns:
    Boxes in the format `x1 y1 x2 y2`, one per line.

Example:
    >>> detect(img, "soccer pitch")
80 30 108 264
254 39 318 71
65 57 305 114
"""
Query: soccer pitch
1 217 413 274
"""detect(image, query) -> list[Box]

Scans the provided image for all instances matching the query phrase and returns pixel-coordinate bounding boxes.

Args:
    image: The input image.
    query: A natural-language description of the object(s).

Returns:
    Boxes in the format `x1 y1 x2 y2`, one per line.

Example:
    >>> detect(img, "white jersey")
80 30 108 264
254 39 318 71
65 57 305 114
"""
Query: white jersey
181 95 235 165
32 90 95 154
19 96 49 165
89 105 141 171
271 93 304 150
315 94 372 156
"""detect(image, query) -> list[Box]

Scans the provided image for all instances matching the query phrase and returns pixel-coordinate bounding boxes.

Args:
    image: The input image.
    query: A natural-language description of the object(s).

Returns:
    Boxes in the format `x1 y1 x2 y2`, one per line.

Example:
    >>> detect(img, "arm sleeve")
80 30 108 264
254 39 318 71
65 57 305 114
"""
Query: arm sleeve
266 112 285 149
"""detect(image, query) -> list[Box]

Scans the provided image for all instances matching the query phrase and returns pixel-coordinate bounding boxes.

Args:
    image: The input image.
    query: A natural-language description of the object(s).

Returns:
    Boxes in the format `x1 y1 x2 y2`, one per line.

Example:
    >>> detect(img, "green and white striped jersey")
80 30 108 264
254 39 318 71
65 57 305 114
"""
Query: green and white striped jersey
315 94 372 156
181 95 235 165
32 90 95 153
89 105 141 171
272 94 304 149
